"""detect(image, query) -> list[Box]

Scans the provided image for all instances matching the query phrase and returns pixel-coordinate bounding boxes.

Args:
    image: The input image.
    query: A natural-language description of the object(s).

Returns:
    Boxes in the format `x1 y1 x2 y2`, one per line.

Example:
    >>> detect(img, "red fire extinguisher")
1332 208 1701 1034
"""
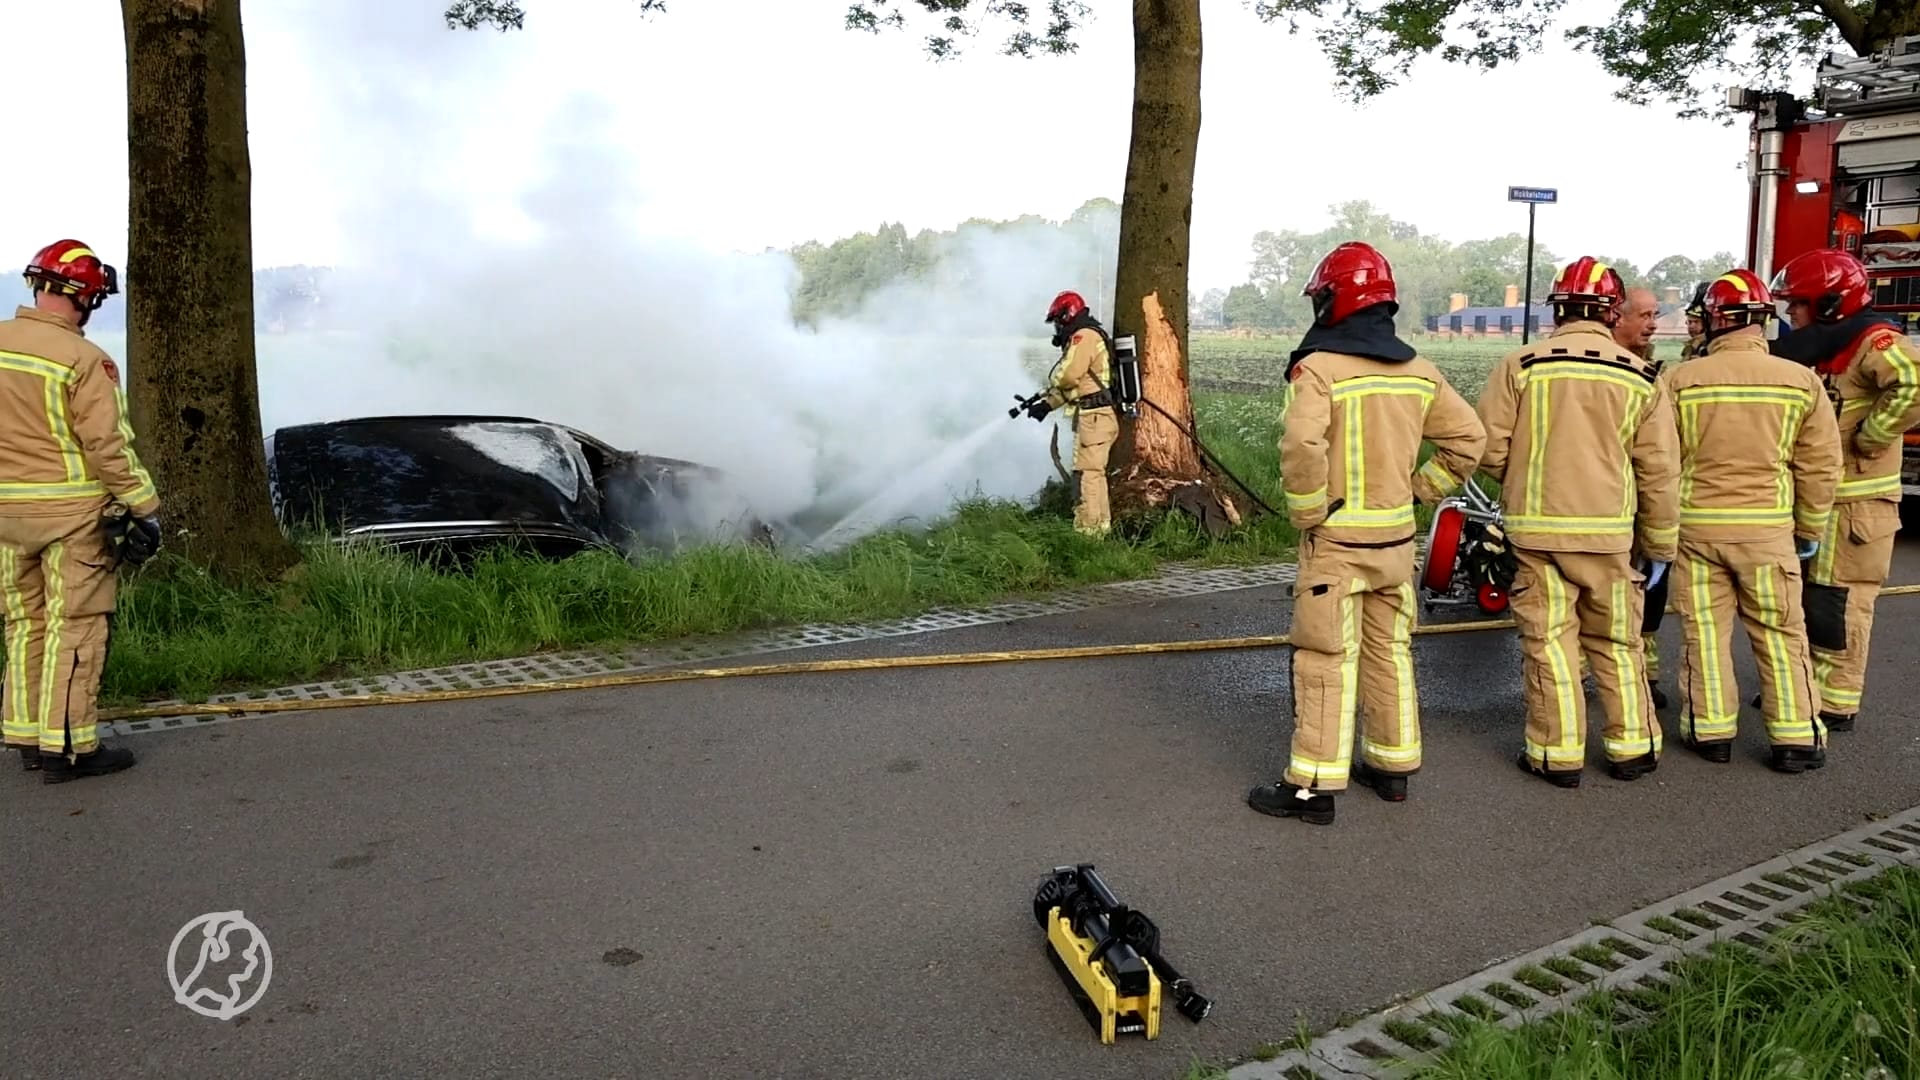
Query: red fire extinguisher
1833 210 1865 255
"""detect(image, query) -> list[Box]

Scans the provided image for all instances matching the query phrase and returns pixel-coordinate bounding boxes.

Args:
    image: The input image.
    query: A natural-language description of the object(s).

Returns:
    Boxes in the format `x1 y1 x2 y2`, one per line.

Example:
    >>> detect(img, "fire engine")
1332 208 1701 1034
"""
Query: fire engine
1734 34 1920 499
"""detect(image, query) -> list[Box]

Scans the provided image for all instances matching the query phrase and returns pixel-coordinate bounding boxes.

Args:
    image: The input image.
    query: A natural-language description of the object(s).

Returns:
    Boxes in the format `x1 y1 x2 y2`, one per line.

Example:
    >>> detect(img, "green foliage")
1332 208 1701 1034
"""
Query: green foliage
445 0 667 31
784 198 1120 325
1210 201 1740 332
845 0 1093 59
1403 866 1920 1079
1250 0 1877 120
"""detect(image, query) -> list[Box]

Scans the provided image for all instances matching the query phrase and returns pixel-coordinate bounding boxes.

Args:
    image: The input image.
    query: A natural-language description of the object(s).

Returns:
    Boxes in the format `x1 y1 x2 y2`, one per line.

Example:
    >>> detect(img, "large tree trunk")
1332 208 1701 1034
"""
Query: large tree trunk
122 0 300 582
1108 0 1240 528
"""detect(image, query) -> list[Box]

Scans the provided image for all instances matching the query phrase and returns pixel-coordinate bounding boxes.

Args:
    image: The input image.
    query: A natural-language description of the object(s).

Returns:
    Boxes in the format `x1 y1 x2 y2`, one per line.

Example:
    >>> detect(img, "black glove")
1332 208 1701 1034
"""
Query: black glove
1026 399 1054 422
107 512 163 567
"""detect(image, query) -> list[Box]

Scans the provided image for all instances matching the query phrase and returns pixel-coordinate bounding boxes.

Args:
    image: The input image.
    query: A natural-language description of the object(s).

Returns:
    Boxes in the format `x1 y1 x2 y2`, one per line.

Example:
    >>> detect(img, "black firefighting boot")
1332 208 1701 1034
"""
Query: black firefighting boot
1768 744 1826 775
13 745 39 772
1683 736 1733 764
1515 752 1581 789
1820 711 1855 733
40 745 137 785
1647 680 1669 710
1351 761 1409 802
1605 751 1659 782
1246 781 1335 825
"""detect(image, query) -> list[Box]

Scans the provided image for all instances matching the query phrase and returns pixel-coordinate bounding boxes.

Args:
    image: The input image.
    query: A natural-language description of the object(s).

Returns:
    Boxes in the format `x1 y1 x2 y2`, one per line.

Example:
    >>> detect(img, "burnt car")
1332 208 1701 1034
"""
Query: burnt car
264 414 776 561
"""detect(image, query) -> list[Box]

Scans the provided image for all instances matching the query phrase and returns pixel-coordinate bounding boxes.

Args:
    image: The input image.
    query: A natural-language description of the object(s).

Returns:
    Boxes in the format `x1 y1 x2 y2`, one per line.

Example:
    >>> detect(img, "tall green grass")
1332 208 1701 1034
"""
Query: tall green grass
1403 867 1920 1080
102 492 1299 706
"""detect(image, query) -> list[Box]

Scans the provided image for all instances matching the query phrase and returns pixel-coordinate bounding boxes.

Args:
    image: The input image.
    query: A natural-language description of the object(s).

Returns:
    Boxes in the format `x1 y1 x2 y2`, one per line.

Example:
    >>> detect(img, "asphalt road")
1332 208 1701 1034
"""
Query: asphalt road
5 540 1920 1080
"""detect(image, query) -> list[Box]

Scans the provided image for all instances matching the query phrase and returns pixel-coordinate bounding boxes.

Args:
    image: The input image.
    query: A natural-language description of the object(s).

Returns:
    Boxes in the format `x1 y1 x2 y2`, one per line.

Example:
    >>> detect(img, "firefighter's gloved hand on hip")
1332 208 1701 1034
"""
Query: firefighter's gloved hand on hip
1796 538 1819 561
1641 559 1669 589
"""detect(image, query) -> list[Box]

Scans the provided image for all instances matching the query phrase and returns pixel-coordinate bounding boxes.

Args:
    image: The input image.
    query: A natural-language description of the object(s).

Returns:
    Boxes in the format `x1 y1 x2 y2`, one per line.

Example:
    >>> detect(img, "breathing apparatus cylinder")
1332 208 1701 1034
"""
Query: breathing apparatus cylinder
1107 334 1143 418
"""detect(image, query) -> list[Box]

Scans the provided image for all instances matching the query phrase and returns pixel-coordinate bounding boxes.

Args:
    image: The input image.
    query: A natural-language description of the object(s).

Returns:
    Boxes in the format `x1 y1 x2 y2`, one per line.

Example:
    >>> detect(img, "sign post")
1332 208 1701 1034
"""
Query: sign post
1508 186 1558 343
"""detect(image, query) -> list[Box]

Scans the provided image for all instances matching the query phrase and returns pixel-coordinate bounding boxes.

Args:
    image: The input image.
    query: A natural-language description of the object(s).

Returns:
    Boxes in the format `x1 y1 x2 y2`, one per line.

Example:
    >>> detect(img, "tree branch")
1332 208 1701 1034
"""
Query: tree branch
1819 0 1870 52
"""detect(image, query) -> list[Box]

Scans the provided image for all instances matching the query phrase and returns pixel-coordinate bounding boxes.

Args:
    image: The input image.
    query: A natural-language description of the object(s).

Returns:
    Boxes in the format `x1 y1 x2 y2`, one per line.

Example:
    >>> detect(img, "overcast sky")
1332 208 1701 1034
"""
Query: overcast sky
4 0 1774 293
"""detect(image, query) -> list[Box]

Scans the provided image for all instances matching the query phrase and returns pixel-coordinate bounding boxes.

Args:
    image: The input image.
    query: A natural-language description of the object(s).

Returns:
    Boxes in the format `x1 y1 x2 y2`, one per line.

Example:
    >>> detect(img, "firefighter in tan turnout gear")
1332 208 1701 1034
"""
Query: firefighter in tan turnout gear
1663 270 1840 774
1247 242 1486 825
0 240 161 783
1476 257 1680 788
1024 290 1118 536
1769 247 1920 734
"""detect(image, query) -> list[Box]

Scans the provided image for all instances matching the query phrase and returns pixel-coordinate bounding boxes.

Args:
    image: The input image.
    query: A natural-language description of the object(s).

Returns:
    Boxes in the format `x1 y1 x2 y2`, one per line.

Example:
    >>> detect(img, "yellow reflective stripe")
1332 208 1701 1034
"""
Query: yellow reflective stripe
0 350 79 384
0 481 108 500
1812 506 1841 584
1536 366 1655 397
1416 456 1460 497
1605 578 1655 758
1542 564 1579 755
1752 564 1812 741
1524 374 1549 516
1336 580 1360 778
1686 554 1733 736
1836 473 1902 499
1679 507 1793 526
1796 507 1831 535
1862 337 1920 444
1642 524 1679 547
43 376 85 483
1524 738 1588 765
1672 386 1814 407
0 547 32 743
1285 486 1327 512
1678 398 1701 508
1329 375 1436 401
1392 581 1417 758
111 385 158 507
37 541 63 751
1343 400 1365 510
1326 504 1416 529
1506 513 1634 534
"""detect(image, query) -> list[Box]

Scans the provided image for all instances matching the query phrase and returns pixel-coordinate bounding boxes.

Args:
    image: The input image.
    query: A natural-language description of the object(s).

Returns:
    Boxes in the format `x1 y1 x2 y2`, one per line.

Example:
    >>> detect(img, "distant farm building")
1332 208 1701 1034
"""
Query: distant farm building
1424 284 1697 340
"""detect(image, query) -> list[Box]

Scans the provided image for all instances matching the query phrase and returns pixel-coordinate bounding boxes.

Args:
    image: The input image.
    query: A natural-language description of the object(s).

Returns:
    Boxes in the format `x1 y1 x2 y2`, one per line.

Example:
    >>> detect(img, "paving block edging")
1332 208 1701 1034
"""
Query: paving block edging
1229 805 1920 1079
106 559 1303 737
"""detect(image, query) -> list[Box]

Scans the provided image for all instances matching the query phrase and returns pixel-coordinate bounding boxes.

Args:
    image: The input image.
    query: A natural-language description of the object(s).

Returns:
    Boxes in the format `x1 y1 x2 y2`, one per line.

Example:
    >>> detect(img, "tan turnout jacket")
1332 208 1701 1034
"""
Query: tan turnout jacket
1280 350 1487 545
1659 331 1840 544
0 306 159 519
1476 320 1680 560
1044 328 1113 418
1826 323 1920 507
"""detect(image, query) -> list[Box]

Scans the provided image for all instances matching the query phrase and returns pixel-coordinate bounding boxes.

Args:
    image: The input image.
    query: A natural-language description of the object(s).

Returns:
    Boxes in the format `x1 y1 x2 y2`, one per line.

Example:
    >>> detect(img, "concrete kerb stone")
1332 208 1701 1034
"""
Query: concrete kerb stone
105 559 1303 737
1226 803 1920 1080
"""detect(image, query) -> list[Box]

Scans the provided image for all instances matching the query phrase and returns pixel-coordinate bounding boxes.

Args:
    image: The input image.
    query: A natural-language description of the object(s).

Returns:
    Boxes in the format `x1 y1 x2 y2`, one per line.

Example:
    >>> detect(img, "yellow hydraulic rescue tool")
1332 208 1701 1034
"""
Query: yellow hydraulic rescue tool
1032 864 1212 1044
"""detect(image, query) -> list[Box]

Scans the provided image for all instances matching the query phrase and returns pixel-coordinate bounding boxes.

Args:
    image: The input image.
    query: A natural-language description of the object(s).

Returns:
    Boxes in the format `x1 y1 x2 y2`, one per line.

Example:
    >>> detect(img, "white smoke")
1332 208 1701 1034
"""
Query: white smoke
247 3 1117 548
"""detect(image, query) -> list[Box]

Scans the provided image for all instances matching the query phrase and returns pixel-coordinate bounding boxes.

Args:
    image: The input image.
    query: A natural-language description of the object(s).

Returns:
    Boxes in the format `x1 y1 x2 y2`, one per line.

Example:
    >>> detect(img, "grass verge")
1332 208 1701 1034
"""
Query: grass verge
105 495 1296 707
1403 865 1920 1080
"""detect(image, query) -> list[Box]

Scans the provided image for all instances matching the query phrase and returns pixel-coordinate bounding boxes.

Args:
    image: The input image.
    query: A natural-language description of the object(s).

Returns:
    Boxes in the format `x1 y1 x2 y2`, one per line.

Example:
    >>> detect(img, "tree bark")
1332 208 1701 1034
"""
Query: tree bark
122 0 300 582
1107 0 1240 525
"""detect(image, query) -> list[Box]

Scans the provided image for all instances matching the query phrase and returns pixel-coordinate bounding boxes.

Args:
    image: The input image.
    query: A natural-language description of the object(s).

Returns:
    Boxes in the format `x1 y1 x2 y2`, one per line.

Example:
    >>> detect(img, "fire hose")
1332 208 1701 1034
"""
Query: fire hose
96 583 1920 723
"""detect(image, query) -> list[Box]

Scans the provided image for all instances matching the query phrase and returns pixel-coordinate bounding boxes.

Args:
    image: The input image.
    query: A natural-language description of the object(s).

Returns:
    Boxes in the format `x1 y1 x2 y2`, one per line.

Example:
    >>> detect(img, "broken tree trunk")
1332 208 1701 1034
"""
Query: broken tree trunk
1105 0 1242 535
122 0 301 583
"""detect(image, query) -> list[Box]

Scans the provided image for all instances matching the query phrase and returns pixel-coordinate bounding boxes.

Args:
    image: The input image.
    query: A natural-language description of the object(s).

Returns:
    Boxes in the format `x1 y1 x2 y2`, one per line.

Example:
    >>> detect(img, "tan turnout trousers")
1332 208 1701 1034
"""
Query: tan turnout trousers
1673 534 1822 748
0 508 116 758
1285 535 1421 792
1071 407 1118 536
1511 548 1662 773
1807 498 1901 717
